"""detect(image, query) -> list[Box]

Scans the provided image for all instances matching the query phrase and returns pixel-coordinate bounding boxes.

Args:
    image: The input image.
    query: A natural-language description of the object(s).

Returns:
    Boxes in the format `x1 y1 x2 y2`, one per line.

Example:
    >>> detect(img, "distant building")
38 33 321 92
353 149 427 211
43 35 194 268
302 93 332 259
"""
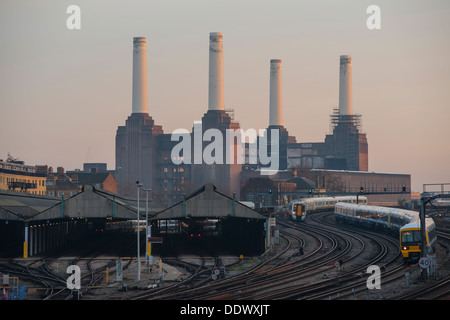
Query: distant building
310 169 410 206
69 172 118 194
114 35 386 208
286 55 368 172
241 176 297 208
115 35 240 202
83 163 108 173
286 110 368 172
45 166 80 198
0 156 46 195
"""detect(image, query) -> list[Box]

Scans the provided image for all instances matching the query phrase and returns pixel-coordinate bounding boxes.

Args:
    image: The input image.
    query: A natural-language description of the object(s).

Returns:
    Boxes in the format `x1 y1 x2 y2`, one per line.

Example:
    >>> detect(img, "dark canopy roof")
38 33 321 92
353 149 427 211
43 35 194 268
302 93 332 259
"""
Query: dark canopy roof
154 184 265 220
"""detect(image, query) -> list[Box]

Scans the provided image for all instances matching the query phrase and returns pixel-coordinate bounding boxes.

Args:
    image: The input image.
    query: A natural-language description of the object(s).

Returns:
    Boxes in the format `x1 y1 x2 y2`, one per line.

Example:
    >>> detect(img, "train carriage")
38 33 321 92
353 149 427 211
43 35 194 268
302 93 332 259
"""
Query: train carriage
334 202 436 262
289 196 367 221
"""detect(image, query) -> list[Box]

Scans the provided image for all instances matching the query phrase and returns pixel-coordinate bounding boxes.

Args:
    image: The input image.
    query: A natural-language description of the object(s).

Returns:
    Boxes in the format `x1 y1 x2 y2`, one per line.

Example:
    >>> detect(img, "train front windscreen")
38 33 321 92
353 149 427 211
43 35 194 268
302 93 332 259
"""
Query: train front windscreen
401 230 421 247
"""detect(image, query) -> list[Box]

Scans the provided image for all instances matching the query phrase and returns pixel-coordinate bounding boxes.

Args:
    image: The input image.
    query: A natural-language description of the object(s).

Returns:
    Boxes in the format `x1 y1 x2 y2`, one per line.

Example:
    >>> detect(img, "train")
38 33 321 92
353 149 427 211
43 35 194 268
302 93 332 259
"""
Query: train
431 198 450 207
288 196 367 221
334 202 436 262
181 220 203 238
180 219 218 239
400 220 436 262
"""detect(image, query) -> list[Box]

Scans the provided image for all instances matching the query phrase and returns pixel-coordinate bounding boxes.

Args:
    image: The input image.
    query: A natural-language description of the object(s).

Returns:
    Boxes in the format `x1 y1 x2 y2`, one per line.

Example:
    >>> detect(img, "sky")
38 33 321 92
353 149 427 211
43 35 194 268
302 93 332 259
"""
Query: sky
0 0 449 192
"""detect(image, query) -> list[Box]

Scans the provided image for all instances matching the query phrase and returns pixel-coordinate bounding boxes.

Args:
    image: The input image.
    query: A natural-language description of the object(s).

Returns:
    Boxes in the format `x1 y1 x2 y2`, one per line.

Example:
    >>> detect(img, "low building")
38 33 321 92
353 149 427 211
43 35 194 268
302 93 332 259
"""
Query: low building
310 169 411 206
69 172 118 194
0 157 46 195
45 167 80 198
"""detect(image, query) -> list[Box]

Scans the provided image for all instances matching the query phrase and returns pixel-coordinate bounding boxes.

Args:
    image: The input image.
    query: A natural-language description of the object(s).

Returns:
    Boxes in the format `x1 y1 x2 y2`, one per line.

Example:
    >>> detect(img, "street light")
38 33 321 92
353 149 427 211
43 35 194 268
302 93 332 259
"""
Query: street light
136 181 143 281
143 187 151 269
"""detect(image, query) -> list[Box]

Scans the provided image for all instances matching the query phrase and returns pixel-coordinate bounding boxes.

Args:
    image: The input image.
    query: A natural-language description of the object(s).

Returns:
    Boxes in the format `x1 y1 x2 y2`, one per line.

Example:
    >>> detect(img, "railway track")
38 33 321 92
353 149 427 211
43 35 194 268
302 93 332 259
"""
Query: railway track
310 213 450 300
234 212 401 300
130 230 301 300
3 213 447 300
131 211 372 300
393 227 450 300
131 213 450 300
0 230 138 300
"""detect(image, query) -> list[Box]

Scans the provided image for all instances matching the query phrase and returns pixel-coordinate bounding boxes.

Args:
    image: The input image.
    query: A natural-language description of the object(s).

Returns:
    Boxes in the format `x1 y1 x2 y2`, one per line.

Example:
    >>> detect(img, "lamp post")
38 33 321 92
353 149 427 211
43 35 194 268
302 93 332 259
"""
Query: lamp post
136 181 143 281
143 188 151 269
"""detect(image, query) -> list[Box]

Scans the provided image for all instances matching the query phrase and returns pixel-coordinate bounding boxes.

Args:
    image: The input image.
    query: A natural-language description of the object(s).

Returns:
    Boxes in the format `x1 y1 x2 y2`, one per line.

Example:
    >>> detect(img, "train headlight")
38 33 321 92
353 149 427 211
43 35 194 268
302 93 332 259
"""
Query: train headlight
402 246 409 250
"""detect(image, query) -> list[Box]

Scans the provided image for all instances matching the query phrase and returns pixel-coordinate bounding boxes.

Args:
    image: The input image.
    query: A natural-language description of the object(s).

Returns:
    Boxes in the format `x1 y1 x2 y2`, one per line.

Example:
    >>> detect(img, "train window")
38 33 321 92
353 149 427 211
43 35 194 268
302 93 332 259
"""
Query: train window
401 230 421 246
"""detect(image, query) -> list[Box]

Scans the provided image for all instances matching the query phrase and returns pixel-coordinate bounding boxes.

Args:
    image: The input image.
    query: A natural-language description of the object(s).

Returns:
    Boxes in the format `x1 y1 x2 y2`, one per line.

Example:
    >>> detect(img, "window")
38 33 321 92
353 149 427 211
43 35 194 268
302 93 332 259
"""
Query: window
401 230 421 246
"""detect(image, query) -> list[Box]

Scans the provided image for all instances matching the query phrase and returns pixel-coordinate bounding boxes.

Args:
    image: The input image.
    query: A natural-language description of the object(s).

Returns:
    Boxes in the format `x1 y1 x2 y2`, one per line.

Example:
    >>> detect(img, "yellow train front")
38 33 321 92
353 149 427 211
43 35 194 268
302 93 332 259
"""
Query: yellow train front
400 218 436 262
292 202 306 221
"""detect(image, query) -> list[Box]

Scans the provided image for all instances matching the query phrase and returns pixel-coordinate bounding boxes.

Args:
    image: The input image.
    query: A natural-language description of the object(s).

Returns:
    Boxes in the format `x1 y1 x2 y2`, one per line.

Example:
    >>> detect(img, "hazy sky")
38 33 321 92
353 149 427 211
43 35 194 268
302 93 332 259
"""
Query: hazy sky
1 0 449 192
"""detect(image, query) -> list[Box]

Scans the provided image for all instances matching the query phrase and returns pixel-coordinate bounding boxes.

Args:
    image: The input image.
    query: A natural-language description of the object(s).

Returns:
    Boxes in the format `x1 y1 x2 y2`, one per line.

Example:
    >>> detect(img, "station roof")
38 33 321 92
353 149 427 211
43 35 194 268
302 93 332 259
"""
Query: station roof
154 184 266 220
30 185 160 221
0 190 60 221
0 185 162 222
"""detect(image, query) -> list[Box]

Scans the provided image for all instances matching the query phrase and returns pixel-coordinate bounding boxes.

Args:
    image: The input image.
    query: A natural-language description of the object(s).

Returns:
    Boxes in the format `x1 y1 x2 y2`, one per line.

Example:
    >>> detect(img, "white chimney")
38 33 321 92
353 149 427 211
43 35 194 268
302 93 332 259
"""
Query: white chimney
208 32 225 111
132 37 148 114
339 55 352 116
269 59 283 126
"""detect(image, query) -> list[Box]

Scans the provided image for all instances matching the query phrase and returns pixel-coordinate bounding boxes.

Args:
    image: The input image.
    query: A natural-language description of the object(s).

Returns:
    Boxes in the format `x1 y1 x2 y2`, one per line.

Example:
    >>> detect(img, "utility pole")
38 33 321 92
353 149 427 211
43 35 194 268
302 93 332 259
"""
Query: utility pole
143 188 151 269
420 193 450 279
419 197 427 279
136 181 143 281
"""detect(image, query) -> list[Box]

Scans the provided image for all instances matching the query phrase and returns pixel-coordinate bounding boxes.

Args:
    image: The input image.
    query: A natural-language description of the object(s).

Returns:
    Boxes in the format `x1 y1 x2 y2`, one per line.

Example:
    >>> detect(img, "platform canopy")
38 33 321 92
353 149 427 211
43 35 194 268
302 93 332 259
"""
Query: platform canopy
154 184 265 220
0 190 60 221
0 185 161 222
29 185 151 221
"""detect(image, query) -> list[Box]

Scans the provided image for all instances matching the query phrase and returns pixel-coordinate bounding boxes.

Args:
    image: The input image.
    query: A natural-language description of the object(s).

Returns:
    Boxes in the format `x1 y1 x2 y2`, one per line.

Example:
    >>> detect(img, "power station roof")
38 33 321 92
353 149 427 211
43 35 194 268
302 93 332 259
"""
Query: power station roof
154 184 265 220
